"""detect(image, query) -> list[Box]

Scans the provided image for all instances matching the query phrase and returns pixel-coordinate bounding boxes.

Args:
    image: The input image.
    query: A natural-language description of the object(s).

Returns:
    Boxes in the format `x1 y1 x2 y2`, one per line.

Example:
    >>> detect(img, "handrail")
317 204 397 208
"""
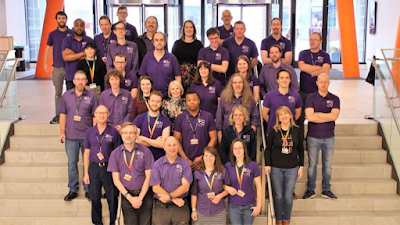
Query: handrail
253 64 275 225
0 57 20 107
381 50 400 100
371 58 400 134
0 50 9 77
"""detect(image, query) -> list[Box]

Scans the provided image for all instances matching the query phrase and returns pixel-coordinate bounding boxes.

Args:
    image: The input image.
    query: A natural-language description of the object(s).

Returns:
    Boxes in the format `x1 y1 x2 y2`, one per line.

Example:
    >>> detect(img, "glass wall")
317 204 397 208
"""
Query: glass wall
354 0 367 63
183 0 202 40
26 0 46 61
110 6 142 34
167 5 180 51
242 5 267 51
282 0 292 40
327 0 341 63
65 0 95 38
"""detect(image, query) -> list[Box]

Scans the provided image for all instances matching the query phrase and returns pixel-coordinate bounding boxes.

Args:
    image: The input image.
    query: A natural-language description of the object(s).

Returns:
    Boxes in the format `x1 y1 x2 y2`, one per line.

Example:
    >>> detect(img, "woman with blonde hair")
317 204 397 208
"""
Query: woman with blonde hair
264 106 304 225
215 73 259 142
161 80 187 132
219 105 256 164
235 55 260 103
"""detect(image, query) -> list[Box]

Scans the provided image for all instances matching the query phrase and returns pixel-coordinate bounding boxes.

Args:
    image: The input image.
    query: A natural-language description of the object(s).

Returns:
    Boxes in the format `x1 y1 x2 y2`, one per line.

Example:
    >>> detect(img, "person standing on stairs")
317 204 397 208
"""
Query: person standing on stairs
83 105 121 225
303 73 340 200
58 70 98 201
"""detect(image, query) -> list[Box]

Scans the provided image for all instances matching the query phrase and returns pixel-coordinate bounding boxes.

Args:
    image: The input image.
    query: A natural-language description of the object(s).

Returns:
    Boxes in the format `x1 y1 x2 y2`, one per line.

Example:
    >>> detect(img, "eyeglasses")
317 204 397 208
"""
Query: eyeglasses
115 27 125 31
121 131 136 135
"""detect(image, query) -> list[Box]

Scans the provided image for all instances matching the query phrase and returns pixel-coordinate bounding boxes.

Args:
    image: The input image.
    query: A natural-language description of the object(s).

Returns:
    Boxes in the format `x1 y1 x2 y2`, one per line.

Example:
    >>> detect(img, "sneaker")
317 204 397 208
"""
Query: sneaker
85 192 91 201
321 191 337 199
302 190 316 199
50 115 59 124
64 191 78 201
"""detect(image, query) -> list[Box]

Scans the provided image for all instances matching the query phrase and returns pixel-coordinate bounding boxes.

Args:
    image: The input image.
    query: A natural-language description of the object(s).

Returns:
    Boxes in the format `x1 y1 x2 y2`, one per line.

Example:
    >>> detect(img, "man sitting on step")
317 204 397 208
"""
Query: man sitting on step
303 73 340 200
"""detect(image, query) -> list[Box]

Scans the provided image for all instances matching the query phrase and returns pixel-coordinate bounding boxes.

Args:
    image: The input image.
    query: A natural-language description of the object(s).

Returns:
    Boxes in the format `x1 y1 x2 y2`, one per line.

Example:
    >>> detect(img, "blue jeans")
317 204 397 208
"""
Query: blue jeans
306 136 335 191
270 166 299 221
65 139 88 193
228 204 255 225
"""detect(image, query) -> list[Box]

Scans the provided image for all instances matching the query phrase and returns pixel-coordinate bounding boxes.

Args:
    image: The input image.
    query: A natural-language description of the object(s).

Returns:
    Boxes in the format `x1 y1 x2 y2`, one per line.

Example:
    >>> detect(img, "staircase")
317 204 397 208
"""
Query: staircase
0 121 399 224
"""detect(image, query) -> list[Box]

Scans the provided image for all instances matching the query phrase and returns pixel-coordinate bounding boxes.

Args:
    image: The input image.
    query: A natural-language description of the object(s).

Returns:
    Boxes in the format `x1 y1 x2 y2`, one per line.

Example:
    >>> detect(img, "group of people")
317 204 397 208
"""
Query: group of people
46 7 341 225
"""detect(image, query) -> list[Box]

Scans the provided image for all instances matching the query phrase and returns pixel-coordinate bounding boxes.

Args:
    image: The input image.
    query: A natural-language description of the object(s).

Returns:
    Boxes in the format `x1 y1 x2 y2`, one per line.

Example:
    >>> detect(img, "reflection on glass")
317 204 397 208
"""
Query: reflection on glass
242 6 267 52
65 0 95 38
282 0 292 40
354 0 367 63
295 0 323 61
183 0 202 39
327 0 341 63
168 5 180 52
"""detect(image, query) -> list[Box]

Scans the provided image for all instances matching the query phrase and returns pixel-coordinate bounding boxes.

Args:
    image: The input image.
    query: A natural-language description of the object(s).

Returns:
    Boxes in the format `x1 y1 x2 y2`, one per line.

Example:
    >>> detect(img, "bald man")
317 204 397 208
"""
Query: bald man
216 10 234 44
303 74 340 200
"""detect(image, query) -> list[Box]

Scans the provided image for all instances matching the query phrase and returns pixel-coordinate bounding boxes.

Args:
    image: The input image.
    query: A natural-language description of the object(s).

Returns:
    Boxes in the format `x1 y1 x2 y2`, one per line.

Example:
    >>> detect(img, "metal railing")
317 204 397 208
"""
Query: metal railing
0 53 21 108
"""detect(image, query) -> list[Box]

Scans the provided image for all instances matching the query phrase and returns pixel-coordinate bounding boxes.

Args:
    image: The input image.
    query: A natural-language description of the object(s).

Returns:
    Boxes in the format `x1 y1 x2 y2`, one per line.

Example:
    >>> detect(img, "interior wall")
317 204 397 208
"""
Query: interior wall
0 0 7 36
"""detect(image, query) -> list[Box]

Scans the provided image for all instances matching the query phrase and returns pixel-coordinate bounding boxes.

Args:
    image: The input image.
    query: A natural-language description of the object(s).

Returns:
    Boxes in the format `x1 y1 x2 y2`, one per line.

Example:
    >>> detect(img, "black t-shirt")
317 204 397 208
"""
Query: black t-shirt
171 39 203 64
76 58 107 91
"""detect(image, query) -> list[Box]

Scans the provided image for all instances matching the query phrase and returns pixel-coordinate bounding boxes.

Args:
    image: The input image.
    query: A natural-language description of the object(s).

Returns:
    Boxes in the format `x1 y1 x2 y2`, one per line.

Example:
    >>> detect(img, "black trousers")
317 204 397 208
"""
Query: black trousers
121 190 153 225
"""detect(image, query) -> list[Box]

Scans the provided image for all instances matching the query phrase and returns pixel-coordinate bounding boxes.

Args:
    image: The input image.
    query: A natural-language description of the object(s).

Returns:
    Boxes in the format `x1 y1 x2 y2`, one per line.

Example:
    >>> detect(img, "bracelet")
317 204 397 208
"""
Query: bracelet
192 208 197 212
124 192 130 197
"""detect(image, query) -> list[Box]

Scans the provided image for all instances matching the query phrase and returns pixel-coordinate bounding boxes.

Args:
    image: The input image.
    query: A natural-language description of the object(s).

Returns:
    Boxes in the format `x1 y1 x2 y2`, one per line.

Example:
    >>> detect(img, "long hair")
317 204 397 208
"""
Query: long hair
235 55 253 83
221 73 252 107
136 76 153 103
229 104 249 126
273 106 299 132
193 60 215 85
198 147 224 174
180 20 197 40
229 138 251 166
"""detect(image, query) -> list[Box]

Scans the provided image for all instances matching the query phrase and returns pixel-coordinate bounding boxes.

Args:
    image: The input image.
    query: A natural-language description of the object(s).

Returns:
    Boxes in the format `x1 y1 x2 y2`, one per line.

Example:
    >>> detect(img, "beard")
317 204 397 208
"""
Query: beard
58 23 66 28
74 30 85 37
271 57 280 63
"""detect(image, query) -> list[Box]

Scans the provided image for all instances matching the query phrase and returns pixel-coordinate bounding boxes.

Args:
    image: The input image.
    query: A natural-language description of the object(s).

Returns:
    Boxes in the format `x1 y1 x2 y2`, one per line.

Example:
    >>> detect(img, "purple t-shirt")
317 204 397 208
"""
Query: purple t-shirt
112 22 138 42
150 156 193 199
191 169 231 216
189 80 222 118
222 37 258 77
94 33 117 60
99 88 132 127
174 110 216 160
263 89 303 132
225 161 260 205
84 125 122 163
139 51 181 97
197 46 230 86
61 35 94 81
57 89 98 139
305 92 340 139
216 25 234 40
47 28 73 67
261 35 292 57
104 70 138 92
258 62 299 97
106 41 139 75
248 75 260 92
298 49 331 93
139 33 155 53
108 143 154 190
216 96 259 130
134 112 171 160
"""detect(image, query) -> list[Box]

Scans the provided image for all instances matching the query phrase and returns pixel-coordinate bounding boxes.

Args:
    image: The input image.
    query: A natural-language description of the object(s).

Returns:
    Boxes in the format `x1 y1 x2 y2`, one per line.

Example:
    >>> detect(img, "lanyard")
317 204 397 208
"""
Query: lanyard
95 132 105 152
310 52 320 65
186 111 201 135
102 35 111 55
279 126 291 146
171 99 182 117
74 93 82 115
85 59 96 82
204 172 216 191
147 112 160 139
235 163 245 189
143 96 150 111
123 148 136 172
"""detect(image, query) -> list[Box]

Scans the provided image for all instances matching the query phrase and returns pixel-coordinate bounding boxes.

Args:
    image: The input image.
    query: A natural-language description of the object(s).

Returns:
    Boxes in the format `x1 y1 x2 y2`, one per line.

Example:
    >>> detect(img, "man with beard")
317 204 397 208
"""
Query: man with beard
259 45 299 97
261 18 292 65
58 70 98 201
62 18 94 90
112 6 138 41
134 91 171 161
216 10 234 44
94 15 117 63
106 21 139 76
139 32 181 98
83 105 121 225
45 11 73 124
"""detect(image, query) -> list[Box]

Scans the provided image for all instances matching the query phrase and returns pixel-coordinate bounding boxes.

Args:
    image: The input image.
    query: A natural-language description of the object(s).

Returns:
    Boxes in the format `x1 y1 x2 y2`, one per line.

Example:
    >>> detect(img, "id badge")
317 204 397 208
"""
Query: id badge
190 138 199 145
282 147 289 154
207 192 215 199
124 174 132 181
237 190 245 197
73 115 81 122
97 152 104 160
89 83 97 89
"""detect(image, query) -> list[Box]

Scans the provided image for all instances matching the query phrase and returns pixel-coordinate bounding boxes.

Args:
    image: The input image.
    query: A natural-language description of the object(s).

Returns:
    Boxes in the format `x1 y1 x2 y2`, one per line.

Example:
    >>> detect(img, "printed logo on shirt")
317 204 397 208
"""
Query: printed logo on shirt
67 33 72 37
215 173 222 180
125 79 132 87
105 133 113 142
215 53 221 61
198 119 206 127
249 81 254 88
110 40 116 44
82 42 87 48
242 45 249 53
326 100 334 108
156 121 164 129
163 60 170 68
317 56 324 64
244 168 251 177
243 134 250 142
175 164 183 175
288 96 295 104
83 96 92 104
279 42 286 50
122 96 128 105
209 86 216 94
126 47 134 54
126 29 131 36
136 150 144 160
229 32 234 37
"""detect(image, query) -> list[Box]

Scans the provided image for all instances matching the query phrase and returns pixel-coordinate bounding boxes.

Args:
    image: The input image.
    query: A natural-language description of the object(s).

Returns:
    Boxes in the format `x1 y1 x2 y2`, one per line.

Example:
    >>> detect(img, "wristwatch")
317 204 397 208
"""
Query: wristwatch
124 192 130 197
192 208 197 212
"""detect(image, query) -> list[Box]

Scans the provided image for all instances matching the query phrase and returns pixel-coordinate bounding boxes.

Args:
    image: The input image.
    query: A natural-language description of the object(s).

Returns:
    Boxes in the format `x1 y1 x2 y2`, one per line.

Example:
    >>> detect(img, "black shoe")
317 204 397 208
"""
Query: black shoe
50 115 59 124
303 190 316 199
64 191 78 201
85 192 91 201
102 193 106 199
321 191 337 199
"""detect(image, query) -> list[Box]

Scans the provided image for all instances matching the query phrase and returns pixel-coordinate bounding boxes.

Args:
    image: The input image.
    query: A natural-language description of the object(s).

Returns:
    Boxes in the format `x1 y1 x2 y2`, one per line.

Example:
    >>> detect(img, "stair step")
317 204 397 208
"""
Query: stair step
10 136 64 149
334 136 382 149
14 124 60 136
303 149 387 164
